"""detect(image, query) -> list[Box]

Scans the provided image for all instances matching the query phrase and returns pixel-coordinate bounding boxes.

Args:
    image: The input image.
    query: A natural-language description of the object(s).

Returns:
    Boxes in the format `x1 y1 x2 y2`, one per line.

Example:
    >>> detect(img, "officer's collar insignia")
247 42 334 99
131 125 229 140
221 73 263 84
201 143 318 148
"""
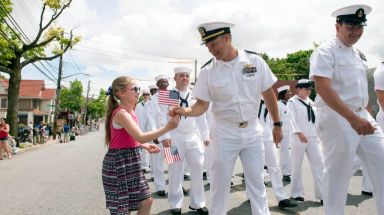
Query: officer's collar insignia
242 63 257 76
356 9 364 18
198 27 206 37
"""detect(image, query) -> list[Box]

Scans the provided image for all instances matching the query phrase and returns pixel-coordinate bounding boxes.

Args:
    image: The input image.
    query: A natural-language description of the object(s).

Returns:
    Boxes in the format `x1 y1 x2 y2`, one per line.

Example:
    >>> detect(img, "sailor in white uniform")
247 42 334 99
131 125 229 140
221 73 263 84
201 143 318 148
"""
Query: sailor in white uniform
158 67 208 215
276 85 294 182
310 4 384 214
287 79 324 203
135 88 151 172
170 22 283 215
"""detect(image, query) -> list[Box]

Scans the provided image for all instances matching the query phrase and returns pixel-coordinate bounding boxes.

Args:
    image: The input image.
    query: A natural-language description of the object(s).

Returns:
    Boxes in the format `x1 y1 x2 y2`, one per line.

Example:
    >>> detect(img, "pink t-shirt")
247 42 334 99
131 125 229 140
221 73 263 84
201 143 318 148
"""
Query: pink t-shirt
109 106 140 149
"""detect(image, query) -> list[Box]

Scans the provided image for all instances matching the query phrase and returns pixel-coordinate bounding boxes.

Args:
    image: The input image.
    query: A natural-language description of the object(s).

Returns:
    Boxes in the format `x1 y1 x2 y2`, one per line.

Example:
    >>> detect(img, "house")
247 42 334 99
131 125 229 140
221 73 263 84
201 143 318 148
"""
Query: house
0 79 56 126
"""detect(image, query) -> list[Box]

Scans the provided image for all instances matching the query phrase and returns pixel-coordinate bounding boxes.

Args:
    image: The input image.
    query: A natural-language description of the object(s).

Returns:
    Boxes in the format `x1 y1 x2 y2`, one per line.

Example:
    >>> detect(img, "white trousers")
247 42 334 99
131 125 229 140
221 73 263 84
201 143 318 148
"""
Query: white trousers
317 108 384 215
279 130 292 176
209 120 269 215
263 129 288 202
204 143 214 183
140 148 150 170
168 138 205 209
290 135 324 200
150 143 166 191
351 156 372 192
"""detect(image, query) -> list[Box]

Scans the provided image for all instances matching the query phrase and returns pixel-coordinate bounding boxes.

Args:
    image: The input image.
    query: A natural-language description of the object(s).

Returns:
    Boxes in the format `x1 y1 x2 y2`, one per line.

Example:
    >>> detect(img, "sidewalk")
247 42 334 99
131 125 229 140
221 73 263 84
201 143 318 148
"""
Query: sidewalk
15 138 64 155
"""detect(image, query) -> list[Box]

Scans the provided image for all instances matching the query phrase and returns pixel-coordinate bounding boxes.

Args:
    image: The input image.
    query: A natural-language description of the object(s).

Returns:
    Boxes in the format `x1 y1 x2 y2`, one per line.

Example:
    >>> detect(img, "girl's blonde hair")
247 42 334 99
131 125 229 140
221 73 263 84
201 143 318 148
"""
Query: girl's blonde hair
104 76 135 146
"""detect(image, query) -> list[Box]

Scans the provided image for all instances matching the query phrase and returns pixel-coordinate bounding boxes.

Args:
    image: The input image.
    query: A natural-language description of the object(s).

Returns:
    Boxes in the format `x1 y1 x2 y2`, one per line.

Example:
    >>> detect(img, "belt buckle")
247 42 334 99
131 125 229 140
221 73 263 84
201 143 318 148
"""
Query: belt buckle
239 122 248 128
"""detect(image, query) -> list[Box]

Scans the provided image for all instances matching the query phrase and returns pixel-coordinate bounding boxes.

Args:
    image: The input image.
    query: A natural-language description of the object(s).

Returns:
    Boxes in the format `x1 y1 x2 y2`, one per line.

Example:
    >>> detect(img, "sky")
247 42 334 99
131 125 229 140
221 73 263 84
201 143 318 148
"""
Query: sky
8 0 384 97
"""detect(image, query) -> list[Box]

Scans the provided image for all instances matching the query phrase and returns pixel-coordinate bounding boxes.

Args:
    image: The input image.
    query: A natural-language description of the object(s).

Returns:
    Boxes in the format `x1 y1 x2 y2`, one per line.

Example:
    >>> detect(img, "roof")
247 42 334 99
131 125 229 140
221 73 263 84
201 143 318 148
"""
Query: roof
0 79 56 100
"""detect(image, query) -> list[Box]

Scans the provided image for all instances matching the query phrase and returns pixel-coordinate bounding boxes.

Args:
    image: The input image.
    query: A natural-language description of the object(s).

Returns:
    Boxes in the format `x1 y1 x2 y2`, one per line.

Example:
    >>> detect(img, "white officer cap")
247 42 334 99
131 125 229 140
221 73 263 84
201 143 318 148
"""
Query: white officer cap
296 79 314 89
331 4 371 26
154 74 170 82
196 22 235 44
174 67 192 75
277 85 290 93
148 84 158 90
141 89 150 94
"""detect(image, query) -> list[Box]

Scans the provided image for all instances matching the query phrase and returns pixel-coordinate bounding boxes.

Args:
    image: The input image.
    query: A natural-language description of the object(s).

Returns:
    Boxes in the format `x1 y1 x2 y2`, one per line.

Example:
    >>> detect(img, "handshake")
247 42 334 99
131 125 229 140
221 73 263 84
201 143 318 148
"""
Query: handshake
168 106 187 118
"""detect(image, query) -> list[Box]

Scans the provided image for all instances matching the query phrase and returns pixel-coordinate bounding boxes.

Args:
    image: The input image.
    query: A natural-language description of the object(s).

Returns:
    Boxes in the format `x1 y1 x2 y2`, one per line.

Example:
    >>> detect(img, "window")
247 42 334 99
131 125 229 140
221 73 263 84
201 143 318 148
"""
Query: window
1 98 7 109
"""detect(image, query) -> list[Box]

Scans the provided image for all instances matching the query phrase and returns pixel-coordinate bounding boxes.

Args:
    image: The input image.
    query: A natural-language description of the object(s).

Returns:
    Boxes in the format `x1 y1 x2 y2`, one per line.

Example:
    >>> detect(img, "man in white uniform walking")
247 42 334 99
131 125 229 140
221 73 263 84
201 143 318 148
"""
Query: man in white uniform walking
171 22 283 215
310 4 384 215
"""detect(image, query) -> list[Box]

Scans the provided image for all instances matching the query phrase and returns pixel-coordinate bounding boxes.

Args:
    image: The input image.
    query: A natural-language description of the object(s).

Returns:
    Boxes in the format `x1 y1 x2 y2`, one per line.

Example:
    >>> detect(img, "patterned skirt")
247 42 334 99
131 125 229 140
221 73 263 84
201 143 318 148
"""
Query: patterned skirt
102 147 151 214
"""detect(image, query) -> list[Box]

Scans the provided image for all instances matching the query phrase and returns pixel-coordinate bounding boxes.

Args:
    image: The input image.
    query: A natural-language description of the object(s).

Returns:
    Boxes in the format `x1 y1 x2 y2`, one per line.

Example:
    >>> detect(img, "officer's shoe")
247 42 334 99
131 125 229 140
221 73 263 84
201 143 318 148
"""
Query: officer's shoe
278 199 298 208
361 191 373 196
189 206 209 215
282 175 291 183
170 208 181 215
156 190 166 197
291 196 304 201
320 200 323 205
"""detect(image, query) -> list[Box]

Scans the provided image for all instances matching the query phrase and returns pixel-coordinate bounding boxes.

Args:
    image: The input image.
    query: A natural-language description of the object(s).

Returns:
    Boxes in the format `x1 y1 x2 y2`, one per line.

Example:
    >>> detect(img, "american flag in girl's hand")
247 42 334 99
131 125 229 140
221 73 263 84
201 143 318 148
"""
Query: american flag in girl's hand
158 90 180 106
164 145 181 164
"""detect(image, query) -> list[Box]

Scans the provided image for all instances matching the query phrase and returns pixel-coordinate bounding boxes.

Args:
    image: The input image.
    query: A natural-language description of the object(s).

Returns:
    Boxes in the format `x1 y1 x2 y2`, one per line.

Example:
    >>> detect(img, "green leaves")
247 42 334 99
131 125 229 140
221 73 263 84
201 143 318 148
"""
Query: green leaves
60 80 84 112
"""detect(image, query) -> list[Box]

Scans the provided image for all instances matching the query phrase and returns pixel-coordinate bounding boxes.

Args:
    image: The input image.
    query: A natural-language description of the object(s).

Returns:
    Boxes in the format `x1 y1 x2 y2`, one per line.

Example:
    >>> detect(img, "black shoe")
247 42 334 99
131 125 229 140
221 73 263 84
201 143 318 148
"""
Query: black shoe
278 199 298 208
150 177 154 182
203 172 207 179
361 191 373 196
157 190 166 196
170 208 181 215
282 175 291 183
189 206 208 215
291 196 304 201
320 200 323 205
230 181 234 186
184 174 190 180
182 186 188 195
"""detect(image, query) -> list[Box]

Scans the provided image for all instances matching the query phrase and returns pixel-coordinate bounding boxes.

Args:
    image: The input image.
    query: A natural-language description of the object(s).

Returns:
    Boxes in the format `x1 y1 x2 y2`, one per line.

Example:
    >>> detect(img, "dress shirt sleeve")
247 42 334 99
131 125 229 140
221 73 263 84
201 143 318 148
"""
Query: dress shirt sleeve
309 46 334 80
257 56 277 91
374 64 384 90
193 68 211 102
287 99 301 134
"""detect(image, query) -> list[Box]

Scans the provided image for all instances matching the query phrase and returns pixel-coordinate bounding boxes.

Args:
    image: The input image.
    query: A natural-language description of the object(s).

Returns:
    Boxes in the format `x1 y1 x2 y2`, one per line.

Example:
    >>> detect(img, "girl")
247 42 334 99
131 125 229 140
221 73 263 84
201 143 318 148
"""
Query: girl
102 76 179 215
0 118 11 159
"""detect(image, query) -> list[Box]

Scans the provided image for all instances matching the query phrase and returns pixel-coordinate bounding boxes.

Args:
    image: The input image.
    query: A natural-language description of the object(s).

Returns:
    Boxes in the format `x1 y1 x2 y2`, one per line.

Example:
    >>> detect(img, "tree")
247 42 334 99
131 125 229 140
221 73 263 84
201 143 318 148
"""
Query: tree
0 0 79 136
86 89 107 120
60 80 84 112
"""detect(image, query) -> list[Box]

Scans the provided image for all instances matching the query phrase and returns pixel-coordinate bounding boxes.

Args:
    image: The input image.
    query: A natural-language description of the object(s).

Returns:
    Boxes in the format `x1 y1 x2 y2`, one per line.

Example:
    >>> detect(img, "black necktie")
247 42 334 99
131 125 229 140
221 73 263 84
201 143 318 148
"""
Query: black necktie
180 92 189 108
281 100 287 105
296 98 315 123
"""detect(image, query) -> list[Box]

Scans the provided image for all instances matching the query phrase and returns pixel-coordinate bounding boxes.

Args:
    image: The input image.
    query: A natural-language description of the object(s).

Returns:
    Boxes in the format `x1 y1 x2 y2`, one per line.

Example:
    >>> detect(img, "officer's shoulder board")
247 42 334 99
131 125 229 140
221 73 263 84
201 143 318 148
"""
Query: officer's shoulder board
357 49 367 62
201 58 213 69
244 50 261 56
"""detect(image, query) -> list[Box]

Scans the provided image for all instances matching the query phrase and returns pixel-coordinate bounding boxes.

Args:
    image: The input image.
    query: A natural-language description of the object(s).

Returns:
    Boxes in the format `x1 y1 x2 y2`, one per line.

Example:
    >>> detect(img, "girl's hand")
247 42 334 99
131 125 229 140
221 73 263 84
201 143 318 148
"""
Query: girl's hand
141 143 160 153
166 116 180 130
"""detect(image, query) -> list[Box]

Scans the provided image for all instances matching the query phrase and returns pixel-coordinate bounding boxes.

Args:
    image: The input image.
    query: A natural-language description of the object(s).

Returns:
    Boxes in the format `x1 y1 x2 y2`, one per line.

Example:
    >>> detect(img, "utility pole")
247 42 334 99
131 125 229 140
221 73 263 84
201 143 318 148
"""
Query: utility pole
53 44 64 140
83 80 90 125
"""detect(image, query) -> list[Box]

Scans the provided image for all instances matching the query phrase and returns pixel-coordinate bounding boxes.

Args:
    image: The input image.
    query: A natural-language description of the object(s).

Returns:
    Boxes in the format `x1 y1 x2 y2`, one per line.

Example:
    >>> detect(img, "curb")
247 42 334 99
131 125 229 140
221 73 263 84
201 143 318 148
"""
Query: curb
16 139 58 155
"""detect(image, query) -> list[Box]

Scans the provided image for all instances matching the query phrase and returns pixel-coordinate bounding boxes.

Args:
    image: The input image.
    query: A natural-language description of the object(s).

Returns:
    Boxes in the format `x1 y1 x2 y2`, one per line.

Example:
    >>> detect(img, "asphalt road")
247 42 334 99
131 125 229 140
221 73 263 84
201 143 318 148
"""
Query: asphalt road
0 129 376 215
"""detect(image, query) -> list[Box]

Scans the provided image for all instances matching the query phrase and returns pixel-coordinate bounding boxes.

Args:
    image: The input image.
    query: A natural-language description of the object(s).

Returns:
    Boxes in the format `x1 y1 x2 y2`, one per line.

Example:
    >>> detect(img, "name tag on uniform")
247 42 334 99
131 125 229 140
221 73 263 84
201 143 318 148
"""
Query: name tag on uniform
242 64 257 77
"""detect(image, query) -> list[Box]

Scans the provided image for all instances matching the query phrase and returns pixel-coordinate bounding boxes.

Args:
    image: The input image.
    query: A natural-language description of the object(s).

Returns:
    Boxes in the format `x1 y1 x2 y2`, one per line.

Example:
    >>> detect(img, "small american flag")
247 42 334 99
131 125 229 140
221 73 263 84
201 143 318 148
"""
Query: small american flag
164 145 181 164
158 90 180 106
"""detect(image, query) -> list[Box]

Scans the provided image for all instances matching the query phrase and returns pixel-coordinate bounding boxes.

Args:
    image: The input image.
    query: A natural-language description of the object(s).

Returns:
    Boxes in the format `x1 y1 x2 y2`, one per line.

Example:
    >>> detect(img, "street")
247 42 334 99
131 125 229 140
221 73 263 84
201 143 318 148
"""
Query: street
0 129 376 215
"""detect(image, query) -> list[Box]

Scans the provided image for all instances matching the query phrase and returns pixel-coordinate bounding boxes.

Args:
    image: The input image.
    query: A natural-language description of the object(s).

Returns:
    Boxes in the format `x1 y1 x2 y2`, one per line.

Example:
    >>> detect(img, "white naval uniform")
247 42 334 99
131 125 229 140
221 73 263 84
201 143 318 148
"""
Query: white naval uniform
258 101 290 202
146 93 167 192
203 104 214 184
158 88 208 210
277 100 294 176
287 95 324 201
374 62 384 129
135 100 150 171
310 37 384 215
193 50 277 215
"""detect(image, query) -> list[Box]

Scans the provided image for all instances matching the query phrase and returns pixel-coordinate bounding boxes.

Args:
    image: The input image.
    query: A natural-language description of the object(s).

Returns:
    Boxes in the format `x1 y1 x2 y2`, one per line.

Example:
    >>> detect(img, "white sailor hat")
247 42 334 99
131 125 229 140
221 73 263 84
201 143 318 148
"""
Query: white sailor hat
332 4 372 26
296 79 314 88
174 67 192 75
141 89 150 94
154 74 170 82
277 85 290 93
148 84 158 90
196 22 235 44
